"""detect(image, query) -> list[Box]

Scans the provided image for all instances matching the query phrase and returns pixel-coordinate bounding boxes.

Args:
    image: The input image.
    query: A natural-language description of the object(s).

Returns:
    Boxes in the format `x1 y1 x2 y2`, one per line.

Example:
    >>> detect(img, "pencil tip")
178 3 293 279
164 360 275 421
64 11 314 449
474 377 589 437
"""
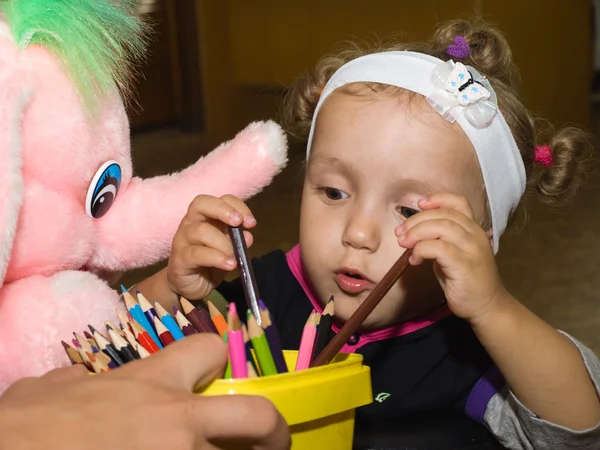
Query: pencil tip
120 284 127 293
258 299 267 311
61 340 70 349
329 295 334 302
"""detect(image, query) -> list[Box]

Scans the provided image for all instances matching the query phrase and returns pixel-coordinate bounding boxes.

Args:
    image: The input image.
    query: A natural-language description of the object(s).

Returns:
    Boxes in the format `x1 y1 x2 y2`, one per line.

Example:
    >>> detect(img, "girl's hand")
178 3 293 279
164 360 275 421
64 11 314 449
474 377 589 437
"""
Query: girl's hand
395 193 508 324
167 194 256 300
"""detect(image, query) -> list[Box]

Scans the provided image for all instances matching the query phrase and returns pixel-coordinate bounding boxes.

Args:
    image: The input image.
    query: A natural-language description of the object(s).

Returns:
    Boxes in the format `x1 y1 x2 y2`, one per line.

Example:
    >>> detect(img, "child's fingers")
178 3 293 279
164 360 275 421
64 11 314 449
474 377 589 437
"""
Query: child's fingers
418 193 475 220
409 239 462 267
183 195 246 228
180 245 237 271
180 221 237 257
396 208 476 237
398 218 471 252
220 194 257 228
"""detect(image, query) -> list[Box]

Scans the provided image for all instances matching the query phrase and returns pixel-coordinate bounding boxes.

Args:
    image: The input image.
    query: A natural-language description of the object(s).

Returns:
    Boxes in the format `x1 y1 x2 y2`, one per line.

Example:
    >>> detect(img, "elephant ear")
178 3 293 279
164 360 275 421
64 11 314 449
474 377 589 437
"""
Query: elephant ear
0 27 32 287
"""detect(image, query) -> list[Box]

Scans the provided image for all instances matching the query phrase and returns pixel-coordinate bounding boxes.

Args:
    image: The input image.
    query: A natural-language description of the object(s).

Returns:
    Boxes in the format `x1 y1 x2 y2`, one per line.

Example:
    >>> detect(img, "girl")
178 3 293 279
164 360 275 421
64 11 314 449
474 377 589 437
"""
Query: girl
136 19 600 448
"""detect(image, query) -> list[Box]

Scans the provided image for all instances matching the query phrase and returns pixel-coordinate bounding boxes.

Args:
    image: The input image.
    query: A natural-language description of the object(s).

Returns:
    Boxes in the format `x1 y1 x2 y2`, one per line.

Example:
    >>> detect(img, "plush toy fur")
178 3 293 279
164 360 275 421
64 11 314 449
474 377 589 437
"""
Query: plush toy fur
0 0 287 391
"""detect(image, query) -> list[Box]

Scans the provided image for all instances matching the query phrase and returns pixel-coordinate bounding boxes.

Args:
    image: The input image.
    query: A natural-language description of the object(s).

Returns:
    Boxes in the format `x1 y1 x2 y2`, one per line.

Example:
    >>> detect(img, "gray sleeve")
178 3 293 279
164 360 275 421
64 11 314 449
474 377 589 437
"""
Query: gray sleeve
483 332 600 449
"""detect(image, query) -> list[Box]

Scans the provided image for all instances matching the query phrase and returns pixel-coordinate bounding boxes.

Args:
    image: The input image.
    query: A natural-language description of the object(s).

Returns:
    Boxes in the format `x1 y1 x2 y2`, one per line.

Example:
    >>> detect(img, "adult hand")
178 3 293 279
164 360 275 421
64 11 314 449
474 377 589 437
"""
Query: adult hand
0 334 290 450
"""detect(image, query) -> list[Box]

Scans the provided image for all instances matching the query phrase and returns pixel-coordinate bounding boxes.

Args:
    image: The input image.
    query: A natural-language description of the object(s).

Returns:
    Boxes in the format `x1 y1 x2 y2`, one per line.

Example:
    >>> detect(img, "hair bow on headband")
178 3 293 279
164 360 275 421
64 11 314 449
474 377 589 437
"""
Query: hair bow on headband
426 60 498 128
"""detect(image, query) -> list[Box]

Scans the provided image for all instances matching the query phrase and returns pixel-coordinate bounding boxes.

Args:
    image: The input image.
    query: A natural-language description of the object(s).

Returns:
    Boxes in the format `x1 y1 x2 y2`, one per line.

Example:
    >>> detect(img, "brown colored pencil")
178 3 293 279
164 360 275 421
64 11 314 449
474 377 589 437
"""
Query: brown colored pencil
173 306 198 336
61 341 85 366
311 249 412 367
180 297 218 334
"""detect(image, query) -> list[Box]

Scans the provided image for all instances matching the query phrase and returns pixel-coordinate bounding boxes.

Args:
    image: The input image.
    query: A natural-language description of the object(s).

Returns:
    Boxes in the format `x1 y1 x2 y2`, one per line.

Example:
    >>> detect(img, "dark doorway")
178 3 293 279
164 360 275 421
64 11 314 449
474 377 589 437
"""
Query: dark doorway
129 0 204 133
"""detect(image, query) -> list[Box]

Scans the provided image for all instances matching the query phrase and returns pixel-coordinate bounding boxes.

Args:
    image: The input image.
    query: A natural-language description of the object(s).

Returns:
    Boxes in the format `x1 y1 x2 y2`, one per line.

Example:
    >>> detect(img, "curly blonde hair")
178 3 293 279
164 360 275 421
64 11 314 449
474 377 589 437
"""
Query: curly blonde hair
280 18 594 226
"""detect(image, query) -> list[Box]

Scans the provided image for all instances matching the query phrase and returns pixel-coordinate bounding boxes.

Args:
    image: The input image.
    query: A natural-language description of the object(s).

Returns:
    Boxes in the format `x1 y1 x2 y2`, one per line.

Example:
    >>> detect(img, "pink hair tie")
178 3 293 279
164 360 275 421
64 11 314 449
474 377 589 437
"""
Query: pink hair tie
534 145 552 167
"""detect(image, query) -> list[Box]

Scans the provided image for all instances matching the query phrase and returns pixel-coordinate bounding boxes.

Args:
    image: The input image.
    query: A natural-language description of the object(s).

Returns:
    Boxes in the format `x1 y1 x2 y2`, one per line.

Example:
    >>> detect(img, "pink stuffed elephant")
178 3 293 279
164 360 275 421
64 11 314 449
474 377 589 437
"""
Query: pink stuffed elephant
0 1 287 391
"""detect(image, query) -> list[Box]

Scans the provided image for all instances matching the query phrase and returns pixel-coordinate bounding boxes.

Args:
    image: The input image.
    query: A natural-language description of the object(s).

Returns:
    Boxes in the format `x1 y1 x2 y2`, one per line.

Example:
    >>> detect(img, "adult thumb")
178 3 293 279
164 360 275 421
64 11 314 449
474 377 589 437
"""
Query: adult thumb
111 333 228 391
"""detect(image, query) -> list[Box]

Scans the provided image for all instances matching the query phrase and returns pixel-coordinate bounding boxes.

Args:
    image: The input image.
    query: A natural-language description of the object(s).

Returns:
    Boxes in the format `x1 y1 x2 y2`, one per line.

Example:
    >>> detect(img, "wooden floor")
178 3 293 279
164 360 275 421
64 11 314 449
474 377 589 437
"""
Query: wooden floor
122 105 600 356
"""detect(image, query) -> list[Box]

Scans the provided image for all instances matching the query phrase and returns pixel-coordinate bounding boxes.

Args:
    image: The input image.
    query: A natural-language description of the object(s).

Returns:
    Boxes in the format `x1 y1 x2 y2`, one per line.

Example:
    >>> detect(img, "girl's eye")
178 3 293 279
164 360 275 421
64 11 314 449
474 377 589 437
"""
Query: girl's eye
323 187 348 201
398 206 419 219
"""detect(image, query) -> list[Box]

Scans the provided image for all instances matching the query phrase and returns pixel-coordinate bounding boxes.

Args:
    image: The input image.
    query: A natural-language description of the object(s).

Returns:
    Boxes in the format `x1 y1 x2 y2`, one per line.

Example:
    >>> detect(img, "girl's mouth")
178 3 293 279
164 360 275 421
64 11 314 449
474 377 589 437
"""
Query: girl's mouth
335 267 376 294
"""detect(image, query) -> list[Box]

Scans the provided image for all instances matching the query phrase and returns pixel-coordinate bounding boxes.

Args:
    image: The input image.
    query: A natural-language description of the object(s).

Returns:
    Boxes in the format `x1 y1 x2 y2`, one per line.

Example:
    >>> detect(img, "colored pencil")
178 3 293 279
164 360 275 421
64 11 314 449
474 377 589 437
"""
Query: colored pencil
228 226 262 325
136 291 159 332
153 316 175 346
173 306 197 336
91 344 118 370
120 324 142 355
85 350 111 373
247 312 277 376
106 323 138 362
311 249 412 367
247 361 257 378
242 323 260 376
154 301 185 341
223 333 233 379
74 333 95 369
227 303 247 378
180 297 218 334
137 343 151 359
295 311 318 371
122 288 163 349
89 325 125 367
116 309 132 331
207 300 228 338
128 317 160 354
61 341 85 367
311 296 335 363
83 330 98 348
257 300 287 373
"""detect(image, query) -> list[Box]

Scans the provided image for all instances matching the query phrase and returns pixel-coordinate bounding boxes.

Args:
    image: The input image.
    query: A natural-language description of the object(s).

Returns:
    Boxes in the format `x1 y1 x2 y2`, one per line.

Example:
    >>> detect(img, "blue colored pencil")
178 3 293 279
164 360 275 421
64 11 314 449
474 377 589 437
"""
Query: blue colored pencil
120 286 163 349
154 301 185 341
136 291 159 334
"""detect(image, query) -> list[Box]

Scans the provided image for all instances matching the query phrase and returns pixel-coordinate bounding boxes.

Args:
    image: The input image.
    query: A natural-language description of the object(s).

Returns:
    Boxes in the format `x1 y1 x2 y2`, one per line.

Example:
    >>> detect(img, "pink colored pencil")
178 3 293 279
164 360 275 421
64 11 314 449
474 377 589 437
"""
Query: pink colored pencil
228 330 247 378
295 310 318 371
227 303 247 379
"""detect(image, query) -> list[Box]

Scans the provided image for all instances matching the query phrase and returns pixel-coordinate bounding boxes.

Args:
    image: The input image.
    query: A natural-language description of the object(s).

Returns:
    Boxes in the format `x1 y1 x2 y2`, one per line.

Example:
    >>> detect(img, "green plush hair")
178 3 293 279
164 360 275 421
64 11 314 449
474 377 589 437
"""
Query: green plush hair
0 0 148 112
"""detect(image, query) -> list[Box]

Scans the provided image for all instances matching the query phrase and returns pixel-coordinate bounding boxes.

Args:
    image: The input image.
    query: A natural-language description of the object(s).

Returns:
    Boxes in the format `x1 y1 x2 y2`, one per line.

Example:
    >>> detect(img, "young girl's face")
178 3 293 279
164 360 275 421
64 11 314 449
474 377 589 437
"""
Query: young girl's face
299 88 488 329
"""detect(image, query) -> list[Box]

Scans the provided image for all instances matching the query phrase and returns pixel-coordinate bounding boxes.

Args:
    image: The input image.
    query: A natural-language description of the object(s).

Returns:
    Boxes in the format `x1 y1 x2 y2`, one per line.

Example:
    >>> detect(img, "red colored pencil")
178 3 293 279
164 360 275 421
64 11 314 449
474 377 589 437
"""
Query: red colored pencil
127 316 160 354
153 316 175 346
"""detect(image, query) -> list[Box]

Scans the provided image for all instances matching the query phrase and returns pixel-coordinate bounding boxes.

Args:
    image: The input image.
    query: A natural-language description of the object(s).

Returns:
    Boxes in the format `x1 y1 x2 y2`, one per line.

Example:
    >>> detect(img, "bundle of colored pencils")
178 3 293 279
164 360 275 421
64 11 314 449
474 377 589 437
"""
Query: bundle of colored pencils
295 296 335 370
61 288 297 378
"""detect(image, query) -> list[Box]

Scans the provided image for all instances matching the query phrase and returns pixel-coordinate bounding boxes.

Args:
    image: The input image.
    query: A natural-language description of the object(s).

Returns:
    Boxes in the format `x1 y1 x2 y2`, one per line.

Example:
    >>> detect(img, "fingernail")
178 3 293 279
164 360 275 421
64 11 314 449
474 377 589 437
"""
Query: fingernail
246 215 257 226
225 258 236 267
395 225 404 236
418 197 429 206
397 233 406 241
230 211 242 223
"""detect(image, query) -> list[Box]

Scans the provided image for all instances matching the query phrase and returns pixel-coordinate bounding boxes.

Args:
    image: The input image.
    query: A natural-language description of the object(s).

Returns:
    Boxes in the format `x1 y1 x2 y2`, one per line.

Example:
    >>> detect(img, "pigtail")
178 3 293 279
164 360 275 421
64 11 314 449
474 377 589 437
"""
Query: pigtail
534 125 595 207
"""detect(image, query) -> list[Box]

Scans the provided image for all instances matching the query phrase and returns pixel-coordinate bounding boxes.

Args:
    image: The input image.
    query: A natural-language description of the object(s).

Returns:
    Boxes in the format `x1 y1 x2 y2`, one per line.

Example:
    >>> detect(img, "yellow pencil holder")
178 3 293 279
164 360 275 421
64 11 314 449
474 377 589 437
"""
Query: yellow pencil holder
197 351 372 449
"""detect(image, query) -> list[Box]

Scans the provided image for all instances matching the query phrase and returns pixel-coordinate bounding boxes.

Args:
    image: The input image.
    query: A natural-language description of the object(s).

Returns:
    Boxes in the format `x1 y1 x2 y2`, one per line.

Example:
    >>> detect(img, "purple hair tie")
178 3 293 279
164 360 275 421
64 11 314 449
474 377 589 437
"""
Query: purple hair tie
446 36 471 59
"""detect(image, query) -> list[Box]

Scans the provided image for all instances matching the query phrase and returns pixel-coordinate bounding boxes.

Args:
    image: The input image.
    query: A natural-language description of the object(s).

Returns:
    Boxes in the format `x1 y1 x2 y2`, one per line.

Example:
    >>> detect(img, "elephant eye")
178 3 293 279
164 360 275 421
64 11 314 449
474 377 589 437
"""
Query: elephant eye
85 161 121 219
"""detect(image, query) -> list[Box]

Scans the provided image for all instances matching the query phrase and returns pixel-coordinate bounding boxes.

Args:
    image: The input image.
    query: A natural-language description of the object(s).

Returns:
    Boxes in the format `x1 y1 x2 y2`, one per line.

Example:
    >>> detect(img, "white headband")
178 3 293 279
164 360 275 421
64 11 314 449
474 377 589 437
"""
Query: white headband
306 51 526 253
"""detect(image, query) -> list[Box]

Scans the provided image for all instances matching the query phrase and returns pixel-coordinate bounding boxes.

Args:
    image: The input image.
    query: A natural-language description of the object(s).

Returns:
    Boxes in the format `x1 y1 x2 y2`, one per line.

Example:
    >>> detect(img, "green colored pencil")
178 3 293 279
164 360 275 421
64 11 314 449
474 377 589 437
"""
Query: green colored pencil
247 311 277 376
